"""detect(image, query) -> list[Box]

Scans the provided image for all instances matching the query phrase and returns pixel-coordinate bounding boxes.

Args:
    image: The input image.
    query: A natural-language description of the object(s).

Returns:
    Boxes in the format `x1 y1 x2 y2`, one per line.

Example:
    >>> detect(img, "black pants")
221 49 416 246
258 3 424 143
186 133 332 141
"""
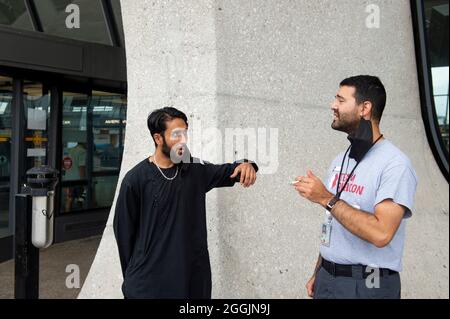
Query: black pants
313 266 401 299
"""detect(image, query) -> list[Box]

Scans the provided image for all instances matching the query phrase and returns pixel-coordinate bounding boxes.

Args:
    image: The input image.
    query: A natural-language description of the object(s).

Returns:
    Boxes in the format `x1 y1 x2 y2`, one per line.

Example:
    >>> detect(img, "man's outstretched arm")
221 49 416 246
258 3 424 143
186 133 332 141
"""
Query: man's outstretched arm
203 160 258 192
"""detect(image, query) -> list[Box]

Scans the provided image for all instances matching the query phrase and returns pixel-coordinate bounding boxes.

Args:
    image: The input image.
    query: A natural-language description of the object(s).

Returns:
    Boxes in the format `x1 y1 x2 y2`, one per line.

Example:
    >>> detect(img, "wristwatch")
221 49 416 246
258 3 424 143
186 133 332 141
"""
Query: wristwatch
326 196 340 212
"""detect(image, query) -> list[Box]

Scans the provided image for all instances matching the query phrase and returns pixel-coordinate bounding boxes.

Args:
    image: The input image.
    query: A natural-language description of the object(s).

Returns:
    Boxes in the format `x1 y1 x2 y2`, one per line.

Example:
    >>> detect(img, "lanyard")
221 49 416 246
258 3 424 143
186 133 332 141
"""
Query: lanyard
335 146 357 198
325 135 384 222
325 147 359 223
335 134 384 199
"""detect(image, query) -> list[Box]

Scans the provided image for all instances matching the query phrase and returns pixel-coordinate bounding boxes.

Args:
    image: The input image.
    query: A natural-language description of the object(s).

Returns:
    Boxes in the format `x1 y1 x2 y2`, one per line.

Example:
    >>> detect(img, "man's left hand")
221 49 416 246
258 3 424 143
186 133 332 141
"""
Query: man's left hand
231 163 257 188
294 170 334 208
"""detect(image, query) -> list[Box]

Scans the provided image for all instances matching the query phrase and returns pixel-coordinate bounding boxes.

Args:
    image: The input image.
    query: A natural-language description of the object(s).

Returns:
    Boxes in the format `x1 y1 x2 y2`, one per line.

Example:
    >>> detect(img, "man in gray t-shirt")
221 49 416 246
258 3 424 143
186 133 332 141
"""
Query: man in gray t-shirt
293 75 417 299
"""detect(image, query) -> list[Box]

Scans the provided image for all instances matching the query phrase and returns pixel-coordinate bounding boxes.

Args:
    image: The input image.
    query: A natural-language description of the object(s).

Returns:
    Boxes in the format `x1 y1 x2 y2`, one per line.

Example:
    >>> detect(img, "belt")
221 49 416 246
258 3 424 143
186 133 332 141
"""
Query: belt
321 258 398 279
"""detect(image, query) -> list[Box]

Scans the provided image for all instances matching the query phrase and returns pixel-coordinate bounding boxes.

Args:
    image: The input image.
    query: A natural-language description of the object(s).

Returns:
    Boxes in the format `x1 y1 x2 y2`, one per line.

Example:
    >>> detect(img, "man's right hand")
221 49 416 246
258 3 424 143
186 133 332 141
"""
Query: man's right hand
306 275 316 298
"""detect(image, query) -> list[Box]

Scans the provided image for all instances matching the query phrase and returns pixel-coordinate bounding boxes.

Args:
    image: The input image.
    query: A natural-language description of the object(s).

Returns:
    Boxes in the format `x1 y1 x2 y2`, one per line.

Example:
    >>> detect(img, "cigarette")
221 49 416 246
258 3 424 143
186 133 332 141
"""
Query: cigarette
290 181 300 185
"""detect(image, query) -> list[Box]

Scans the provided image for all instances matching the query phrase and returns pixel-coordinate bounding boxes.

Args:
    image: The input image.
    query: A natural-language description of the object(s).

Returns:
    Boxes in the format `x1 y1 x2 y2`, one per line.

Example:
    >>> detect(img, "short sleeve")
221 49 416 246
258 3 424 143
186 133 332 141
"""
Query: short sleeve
374 163 418 219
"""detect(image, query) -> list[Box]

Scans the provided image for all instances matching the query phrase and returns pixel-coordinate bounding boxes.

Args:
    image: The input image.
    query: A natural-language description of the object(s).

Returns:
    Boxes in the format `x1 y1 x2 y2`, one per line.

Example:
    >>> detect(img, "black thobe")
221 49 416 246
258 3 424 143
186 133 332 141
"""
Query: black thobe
113 157 258 299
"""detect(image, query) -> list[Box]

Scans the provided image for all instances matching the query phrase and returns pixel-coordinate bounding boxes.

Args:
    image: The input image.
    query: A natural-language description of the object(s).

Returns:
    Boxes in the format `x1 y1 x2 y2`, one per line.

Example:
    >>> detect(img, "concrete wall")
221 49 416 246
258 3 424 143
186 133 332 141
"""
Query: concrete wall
79 0 449 299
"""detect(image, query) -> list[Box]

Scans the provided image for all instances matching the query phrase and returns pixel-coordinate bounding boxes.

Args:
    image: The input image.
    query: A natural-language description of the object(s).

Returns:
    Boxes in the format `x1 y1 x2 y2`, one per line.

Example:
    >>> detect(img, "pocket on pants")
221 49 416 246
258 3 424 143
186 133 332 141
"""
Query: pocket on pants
313 267 334 299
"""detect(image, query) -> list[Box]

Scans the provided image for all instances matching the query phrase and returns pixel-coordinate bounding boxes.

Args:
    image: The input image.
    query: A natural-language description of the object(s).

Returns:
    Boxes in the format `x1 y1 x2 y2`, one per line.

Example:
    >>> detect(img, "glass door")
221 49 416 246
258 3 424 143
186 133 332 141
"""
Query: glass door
0 76 13 239
60 90 126 214
91 90 126 209
0 78 52 241
61 91 89 213
23 81 51 173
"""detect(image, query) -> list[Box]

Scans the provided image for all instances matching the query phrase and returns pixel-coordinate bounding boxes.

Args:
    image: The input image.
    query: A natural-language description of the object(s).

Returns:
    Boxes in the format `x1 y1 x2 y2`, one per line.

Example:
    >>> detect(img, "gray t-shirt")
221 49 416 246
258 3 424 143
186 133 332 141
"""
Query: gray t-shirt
320 139 418 272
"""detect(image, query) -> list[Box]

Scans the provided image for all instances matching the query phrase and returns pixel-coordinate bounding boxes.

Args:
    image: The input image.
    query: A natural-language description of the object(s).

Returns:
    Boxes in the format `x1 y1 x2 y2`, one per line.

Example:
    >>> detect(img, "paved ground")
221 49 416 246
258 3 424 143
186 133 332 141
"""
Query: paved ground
0 236 101 299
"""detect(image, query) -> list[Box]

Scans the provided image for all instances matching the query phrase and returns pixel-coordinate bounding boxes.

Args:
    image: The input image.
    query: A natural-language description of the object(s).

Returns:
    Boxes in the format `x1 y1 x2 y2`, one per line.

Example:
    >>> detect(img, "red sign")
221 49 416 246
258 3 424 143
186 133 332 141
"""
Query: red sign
63 157 73 170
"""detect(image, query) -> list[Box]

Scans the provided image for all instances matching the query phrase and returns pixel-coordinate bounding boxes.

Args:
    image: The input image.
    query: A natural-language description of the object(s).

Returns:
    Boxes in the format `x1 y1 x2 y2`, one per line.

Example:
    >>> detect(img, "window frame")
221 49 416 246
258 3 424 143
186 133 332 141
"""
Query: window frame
1 0 124 47
411 0 449 182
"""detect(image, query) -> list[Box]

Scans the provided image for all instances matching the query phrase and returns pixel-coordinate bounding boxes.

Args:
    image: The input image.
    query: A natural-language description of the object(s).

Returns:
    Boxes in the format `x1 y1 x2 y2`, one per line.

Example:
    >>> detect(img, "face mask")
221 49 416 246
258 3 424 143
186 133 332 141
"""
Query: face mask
347 118 374 162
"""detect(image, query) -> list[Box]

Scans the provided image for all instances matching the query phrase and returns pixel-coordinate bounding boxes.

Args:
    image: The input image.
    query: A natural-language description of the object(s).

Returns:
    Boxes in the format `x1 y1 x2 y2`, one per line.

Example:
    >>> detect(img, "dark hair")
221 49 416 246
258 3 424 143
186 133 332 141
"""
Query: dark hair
340 75 387 122
147 107 188 145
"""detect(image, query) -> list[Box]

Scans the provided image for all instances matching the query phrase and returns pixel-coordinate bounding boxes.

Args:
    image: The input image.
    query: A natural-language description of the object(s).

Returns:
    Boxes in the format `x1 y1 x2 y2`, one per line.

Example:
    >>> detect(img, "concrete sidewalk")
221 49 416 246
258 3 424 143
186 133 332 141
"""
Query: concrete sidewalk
0 236 101 299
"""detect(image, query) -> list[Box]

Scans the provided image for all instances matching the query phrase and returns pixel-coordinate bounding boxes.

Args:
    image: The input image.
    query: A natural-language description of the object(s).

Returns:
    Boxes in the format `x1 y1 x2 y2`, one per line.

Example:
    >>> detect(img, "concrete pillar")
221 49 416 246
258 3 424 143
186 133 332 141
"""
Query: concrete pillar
79 0 449 298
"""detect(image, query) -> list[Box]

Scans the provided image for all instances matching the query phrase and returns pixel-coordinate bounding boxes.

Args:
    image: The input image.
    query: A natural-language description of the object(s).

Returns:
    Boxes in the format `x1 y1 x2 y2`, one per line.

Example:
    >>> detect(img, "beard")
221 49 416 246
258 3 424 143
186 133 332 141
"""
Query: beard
161 138 172 158
331 112 360 134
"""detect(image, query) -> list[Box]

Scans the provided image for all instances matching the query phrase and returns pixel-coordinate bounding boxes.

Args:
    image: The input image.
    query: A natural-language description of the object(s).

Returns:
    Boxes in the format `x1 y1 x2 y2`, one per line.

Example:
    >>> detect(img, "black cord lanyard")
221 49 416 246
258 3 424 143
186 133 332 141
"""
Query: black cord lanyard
335 135 384 198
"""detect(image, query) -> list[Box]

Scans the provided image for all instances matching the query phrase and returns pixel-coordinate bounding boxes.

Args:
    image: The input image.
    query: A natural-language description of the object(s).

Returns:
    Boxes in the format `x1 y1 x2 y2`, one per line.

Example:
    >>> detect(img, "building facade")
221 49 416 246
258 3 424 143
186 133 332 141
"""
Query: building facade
0 0 127 262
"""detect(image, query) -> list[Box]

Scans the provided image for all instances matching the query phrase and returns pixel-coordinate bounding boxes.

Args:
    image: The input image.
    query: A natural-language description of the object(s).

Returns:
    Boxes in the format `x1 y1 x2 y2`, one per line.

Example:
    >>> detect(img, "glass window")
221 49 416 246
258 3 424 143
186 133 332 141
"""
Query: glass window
424 0 449 153
92 91 126 172
23 81 51 172
34 0 113 45
61 91 88 213
61 90 126 213
91 91 126 210
0 76 12 239
0 0 34 31
93 175 119 208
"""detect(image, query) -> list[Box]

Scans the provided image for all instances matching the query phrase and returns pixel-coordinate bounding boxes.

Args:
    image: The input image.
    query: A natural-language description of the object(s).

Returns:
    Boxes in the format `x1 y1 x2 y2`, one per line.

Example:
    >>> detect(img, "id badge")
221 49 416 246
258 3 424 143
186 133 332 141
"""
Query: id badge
321 222 332 247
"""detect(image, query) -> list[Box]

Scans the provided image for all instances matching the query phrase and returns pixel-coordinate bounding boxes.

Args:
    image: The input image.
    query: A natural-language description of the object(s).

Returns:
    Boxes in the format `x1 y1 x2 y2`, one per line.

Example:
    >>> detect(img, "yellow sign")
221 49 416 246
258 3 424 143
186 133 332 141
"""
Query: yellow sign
25 136 48 145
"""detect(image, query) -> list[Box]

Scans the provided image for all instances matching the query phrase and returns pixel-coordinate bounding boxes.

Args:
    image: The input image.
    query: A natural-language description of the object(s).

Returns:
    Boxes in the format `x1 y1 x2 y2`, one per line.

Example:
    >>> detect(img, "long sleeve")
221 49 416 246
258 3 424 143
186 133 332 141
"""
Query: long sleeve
113 179 140 277
203 159 258 193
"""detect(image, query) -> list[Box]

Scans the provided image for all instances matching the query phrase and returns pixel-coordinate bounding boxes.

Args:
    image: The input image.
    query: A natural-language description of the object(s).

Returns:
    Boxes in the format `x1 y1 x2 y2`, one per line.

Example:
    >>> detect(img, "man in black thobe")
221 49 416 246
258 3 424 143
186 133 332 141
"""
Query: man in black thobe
113 107 258 299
